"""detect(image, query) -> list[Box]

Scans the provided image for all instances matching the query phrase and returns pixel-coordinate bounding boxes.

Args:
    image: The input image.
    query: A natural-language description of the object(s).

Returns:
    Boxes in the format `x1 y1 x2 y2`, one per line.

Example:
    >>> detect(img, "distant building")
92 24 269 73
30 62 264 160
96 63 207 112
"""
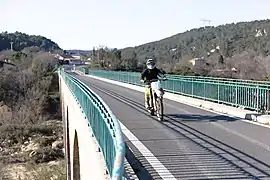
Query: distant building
54 54 84 65
72 55 81 60
255 28 267 37
54 54 73 60
69 59 83 65
189 57 206 67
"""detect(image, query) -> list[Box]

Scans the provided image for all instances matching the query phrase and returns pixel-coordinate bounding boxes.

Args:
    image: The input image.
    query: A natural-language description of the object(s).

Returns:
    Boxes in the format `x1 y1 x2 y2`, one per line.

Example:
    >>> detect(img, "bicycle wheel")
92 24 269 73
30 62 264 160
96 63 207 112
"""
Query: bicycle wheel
149 90 155 116
156 97 164 121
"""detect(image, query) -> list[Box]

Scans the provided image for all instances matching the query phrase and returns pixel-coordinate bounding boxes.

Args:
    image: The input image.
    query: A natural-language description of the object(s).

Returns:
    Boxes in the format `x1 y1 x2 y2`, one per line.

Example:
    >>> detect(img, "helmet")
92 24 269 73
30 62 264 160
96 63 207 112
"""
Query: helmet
146 58 156 70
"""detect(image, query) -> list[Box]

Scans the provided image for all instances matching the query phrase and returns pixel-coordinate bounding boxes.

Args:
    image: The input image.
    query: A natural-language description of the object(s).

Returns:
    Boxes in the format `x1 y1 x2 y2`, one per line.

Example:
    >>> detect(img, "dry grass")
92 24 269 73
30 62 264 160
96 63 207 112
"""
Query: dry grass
0 160 66 180
0 119 66 180
0 50 65 180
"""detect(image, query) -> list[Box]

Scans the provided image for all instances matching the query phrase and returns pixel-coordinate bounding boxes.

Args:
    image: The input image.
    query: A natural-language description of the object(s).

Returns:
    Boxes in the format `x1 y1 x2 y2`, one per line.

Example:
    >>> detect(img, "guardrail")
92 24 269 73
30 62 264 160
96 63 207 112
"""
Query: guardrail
168 75 270 85
59 68 125 180
76 68 270 114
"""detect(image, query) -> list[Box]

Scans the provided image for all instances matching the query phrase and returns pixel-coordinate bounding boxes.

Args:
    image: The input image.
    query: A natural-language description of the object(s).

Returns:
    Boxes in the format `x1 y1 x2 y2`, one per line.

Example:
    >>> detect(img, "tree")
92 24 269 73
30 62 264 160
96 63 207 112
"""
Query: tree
127 51 138 71
0 32 61 52
117 19 270 79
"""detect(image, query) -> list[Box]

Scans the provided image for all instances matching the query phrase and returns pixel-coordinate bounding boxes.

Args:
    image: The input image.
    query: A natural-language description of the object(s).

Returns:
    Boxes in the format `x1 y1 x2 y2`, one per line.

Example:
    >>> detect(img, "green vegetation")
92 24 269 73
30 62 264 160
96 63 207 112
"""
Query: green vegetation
89 19 270 80
122 19 270 62
0 49 65 180
0 31 61 52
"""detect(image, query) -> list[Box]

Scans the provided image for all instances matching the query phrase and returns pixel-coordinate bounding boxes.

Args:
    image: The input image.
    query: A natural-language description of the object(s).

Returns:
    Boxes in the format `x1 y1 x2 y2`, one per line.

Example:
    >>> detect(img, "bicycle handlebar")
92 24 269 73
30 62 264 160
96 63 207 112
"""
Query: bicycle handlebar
141 78 168 84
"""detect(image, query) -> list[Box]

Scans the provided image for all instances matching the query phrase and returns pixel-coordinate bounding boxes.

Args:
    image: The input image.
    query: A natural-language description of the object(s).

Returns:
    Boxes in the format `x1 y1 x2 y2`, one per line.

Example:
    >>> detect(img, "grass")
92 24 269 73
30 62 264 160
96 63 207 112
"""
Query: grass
0 160 66 180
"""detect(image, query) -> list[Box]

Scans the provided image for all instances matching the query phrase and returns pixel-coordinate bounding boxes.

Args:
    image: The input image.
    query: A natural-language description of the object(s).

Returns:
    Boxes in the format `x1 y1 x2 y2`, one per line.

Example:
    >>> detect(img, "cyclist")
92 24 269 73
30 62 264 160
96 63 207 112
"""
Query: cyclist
140 58 166 111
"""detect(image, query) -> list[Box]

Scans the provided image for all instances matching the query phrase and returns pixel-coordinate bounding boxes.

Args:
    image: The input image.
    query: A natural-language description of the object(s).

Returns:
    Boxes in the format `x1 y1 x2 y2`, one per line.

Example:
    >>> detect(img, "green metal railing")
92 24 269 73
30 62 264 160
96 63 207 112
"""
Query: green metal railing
59 68 125 180
77 68 270 114
168 74 270 86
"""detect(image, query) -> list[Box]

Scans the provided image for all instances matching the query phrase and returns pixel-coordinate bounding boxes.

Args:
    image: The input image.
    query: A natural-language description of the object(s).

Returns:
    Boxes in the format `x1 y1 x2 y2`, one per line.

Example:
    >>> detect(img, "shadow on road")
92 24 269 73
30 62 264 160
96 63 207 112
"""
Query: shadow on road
166 114 237 122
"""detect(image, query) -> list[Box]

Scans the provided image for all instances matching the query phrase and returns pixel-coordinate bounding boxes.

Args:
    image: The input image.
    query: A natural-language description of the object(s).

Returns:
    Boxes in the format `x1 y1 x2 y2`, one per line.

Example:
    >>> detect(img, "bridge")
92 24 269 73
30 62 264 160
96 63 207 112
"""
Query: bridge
59 65 270 180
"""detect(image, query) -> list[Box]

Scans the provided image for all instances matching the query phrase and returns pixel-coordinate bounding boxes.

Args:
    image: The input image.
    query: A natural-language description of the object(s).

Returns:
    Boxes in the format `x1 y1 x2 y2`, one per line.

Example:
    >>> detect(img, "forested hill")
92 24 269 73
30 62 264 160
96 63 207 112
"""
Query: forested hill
121 19 270 64
0 31 61 52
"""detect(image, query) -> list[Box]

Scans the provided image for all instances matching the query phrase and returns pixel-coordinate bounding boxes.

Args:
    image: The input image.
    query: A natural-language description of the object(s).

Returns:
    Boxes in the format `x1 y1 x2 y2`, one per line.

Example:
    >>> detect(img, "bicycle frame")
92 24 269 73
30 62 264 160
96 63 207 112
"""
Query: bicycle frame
150 80 163 97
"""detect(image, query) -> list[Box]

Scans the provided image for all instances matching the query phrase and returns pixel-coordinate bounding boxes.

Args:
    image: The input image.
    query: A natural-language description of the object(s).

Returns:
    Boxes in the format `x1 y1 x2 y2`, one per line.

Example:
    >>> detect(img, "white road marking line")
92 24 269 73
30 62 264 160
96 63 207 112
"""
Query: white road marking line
119 122 177 180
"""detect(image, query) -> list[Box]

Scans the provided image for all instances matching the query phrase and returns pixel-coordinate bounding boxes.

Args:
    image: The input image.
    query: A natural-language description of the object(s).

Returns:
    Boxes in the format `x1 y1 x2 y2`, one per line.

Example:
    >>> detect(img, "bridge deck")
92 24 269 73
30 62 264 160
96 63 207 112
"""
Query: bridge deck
73 73 270 180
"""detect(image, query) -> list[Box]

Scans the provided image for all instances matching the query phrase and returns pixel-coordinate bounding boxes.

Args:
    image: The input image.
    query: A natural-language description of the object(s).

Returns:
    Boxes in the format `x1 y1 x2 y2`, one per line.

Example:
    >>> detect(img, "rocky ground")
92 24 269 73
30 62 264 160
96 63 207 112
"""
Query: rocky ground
0 119 66 180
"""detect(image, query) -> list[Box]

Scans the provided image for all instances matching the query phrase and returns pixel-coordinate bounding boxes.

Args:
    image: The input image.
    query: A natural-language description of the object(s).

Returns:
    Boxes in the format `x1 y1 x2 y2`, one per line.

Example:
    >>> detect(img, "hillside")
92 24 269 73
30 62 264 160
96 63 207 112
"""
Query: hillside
0 31 61 52
108 19 269 79
65 47 115 55
122 19 270 62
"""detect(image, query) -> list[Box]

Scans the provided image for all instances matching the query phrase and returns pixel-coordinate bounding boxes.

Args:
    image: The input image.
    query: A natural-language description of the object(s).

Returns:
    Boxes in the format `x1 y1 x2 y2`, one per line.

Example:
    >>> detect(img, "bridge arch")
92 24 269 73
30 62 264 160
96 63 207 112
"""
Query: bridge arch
73 130 80 180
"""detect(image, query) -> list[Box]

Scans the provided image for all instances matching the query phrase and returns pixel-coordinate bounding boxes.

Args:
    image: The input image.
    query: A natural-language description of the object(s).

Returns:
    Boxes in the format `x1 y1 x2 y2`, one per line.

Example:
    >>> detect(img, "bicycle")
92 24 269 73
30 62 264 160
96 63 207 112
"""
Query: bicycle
143 78 167 121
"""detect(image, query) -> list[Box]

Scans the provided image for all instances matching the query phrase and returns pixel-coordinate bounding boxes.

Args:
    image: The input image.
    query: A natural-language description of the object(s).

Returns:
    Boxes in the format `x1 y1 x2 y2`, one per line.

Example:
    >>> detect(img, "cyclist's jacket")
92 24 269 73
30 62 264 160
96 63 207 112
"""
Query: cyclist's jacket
141 67 165 85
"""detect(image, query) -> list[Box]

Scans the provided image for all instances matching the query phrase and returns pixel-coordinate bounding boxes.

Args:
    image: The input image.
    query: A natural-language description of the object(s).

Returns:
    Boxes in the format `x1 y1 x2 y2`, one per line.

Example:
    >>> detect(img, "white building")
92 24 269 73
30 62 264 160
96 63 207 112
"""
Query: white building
54 54 84 65
189 57 206 67
72 55 81 60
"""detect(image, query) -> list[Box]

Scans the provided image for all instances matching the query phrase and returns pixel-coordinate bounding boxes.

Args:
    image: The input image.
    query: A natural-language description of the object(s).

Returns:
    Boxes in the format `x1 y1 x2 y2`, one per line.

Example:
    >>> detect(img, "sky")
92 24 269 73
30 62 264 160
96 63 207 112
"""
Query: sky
1 0 270 50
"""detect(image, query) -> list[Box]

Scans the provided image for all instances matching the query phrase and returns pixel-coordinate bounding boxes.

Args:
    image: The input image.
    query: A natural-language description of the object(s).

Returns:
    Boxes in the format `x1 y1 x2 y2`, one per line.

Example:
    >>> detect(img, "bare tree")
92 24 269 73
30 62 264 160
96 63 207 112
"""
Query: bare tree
226 51 269 80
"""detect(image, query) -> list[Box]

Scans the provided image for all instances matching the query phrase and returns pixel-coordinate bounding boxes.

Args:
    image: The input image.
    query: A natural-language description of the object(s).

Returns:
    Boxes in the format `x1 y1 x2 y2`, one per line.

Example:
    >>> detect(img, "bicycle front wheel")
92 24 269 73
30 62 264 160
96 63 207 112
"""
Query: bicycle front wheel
156 97 164 121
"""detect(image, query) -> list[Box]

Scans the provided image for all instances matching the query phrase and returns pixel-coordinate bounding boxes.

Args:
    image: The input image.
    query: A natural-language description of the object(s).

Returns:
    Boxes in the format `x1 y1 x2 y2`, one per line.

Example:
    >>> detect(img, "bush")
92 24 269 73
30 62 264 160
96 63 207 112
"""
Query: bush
0 50 65 179
0 51 58 122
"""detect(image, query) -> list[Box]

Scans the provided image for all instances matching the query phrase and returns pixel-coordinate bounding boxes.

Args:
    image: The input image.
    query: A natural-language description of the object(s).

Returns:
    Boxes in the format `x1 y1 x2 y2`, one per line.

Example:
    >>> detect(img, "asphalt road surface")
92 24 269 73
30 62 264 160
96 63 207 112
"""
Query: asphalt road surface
71 73 270 180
